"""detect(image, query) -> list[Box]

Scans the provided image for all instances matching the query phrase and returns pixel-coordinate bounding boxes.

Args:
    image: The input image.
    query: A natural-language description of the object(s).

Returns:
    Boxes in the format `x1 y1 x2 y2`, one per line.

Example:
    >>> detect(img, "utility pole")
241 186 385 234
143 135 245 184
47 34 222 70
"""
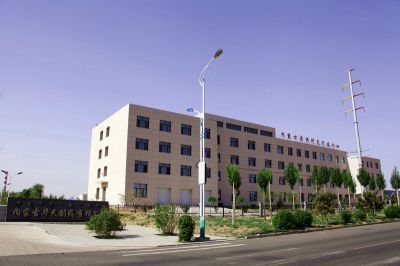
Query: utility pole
341 68 365 193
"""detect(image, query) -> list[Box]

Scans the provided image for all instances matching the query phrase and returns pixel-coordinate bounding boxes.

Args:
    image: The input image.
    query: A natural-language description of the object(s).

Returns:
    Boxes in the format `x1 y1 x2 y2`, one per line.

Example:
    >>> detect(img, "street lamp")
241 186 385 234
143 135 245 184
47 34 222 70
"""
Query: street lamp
189 49 223 239
1 170 23 203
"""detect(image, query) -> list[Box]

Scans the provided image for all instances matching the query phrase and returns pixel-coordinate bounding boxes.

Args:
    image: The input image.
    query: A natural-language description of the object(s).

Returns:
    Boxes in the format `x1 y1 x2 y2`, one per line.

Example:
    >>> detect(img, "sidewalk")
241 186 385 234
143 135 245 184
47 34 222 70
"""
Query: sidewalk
0 222 230 257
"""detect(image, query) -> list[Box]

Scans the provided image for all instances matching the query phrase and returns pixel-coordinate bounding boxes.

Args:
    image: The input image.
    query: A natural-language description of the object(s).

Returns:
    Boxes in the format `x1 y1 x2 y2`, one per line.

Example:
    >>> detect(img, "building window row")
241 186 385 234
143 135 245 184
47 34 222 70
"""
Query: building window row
98 146 109 159
99 126 110 141
134 161 199 177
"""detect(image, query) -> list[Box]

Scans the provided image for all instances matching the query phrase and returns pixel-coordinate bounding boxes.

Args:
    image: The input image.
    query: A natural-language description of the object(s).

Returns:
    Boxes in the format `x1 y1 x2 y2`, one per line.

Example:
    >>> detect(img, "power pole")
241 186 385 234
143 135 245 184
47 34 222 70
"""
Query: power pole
341 68 365 193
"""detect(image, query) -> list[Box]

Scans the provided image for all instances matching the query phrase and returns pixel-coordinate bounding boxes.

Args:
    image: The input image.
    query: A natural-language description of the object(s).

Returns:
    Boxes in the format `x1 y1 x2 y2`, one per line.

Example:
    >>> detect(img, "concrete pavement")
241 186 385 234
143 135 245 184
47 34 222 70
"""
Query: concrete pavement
0 222 230 257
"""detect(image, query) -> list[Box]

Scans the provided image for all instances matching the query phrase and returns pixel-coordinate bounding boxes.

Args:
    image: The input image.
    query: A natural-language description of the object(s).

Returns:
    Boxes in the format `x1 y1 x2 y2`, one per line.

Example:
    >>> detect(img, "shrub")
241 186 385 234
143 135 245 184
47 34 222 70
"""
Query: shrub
315 192 336 221
181 205 190 214
272 210 294 231
154 203 177 235
353 209 367 222
292 210 313 229
384 205 400 219
86 208 125 238
356 192 383 214
340 210 352 224
178 215 195 241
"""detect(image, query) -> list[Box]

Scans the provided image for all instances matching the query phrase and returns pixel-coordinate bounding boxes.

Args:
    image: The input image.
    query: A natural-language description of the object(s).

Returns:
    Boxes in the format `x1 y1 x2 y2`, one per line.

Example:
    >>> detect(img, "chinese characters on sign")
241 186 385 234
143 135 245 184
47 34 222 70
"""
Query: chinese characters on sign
280 131 340 149
6 198 108 222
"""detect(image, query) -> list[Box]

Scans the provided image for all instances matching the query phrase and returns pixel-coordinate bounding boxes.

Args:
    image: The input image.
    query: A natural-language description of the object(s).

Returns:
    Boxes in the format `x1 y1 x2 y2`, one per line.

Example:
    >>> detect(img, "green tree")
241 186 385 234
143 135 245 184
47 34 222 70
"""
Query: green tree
369 175 376 192
208 196 218 214
284 163 299 210
330 167 343 210
257 168 273 217
319 166 330 193
390 167 400 205
349 178 357 204
375 172 386 202
357 167 370 195
298 176 304 208
236 195 245 215
311 166 321 193
225 164 241 225
30 184 44 199
342 170 353 208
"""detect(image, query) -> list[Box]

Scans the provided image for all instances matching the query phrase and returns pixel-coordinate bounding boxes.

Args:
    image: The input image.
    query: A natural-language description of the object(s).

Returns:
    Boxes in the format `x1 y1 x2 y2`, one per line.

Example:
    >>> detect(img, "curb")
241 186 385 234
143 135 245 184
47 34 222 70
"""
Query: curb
244 219 400 239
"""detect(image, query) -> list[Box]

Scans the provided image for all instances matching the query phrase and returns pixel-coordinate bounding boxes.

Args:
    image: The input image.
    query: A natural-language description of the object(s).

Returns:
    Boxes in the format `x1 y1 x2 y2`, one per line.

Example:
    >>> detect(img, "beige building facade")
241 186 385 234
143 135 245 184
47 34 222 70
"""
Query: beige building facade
88 104 382 206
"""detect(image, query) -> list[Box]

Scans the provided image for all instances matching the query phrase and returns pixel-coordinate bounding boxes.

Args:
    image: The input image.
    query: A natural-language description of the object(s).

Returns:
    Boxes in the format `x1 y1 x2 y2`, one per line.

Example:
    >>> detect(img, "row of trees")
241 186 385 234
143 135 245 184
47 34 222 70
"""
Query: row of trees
0 184 65 204
225 163 400 224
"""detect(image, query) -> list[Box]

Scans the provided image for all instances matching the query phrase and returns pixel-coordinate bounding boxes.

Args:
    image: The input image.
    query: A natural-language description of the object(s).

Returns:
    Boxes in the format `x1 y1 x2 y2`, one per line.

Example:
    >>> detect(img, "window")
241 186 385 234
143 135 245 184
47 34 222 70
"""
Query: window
217 135 220 145
296 149 302 157
137 116 149 128
278 161 285 170
335 155 339 163
98 149 102 159
217 153 221 163
260 130 273 137
248 140 256 150
103 166 108 176
249 191 257 202
96 188 100 199
217 121 224 127
218 190 221 201
248 157 256 167
206 167 211 178
159 141 171 153
135 138 149 150
218 171 221 181
307 178 312 187
134 183 147 198
306 164 310 172
342 157 346 164
231 155 239 165
181 124 192 136
160 120 171 132
244 126 258 134
100 131 103 141
265 159 272 168
328 154 333 162
279 176 285 185
366 161 369 168
181 165 192 176
249 174 257 183
264 143 271 152
320 153 325 161
159 163 171 175
297 163 302 172
288 147 293 156
305 150 310 158
205 148 211 158
226 123 241 131
277 145 284 155
205 128 211 139
312 151 317 160
135 160 148 173
299 179 304 186
181 145 192 156
97 168 101 178
105 146 109 157
375 162 379 169
106 127 110 137
230 137 239 148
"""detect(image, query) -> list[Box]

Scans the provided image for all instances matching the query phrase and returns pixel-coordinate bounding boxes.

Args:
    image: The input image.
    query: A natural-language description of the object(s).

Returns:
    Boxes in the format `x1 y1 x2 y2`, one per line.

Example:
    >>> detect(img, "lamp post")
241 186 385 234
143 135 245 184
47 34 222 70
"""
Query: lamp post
1 170 23 203
188 49 223 239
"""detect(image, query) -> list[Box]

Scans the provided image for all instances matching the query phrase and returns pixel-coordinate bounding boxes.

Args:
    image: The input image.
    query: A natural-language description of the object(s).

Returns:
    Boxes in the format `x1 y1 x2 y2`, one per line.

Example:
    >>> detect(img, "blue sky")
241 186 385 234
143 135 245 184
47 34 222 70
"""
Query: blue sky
0 0 399 197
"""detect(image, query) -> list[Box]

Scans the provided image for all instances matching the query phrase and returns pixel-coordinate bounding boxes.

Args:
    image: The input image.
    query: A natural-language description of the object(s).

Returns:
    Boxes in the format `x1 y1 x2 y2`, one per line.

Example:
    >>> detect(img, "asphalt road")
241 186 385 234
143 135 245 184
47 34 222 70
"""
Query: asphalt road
1 222 400 266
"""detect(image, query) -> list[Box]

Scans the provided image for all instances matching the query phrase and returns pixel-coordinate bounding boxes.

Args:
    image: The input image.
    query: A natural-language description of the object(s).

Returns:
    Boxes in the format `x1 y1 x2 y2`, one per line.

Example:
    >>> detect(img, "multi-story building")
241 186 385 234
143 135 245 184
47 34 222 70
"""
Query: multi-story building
88 104 382 205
